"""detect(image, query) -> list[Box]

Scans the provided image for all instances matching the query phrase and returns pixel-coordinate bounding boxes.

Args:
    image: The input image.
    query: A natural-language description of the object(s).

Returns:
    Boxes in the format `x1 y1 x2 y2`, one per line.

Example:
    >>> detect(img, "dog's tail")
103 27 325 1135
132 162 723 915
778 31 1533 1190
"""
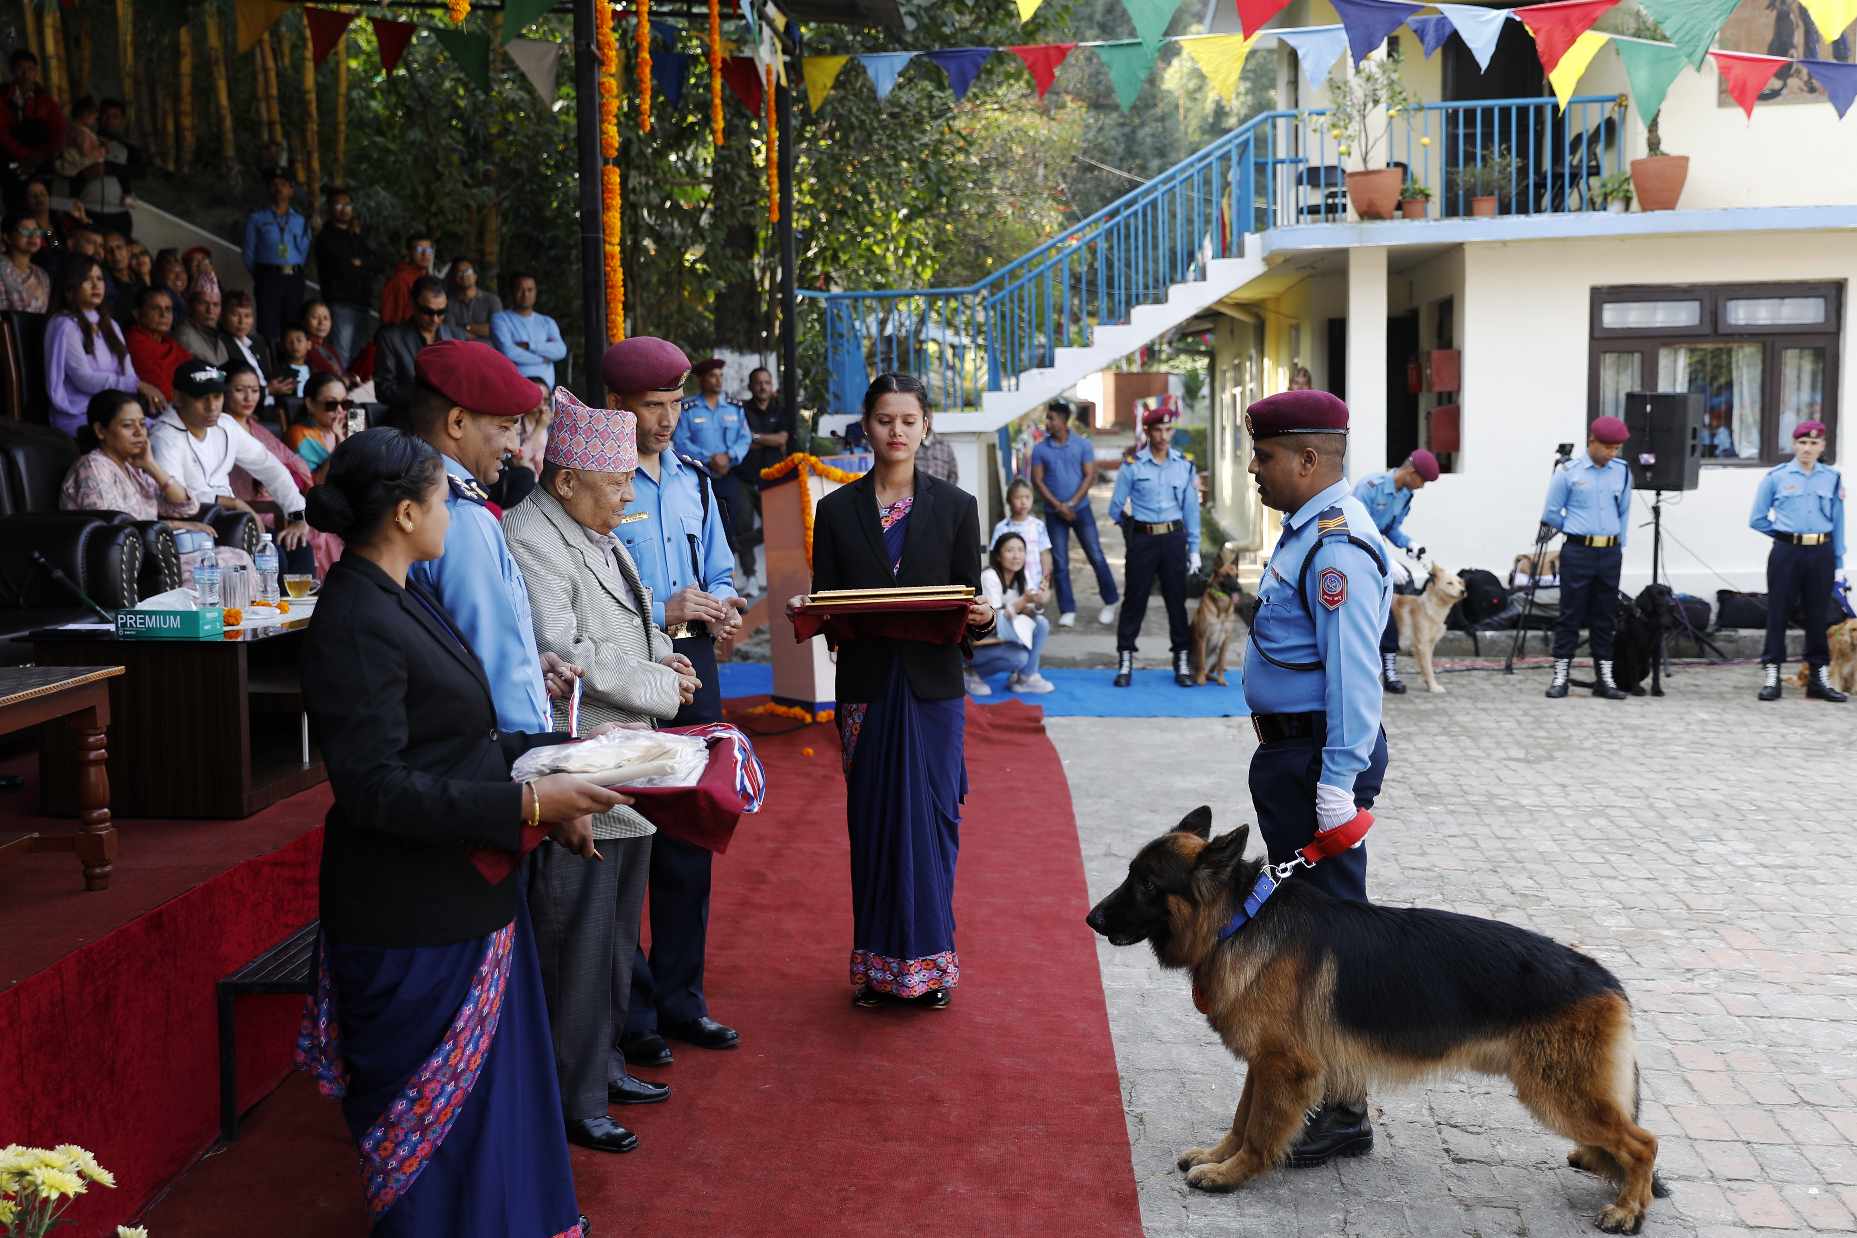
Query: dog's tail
1632 1060 1673 1199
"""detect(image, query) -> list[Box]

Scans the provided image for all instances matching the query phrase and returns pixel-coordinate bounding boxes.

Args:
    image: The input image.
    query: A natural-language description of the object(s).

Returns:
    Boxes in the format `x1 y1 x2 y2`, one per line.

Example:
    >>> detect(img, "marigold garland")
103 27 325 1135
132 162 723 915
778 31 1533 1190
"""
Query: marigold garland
636 0 652 134
597 0 625 341
759 453 865 568
708 0 724 145
744 702 835 724
764 63 778 224
448 0 469 22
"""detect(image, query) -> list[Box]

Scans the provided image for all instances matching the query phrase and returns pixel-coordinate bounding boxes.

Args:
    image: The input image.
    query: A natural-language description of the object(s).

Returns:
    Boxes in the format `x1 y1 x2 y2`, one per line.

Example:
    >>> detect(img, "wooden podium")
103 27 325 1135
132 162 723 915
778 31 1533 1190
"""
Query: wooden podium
761 453 870 711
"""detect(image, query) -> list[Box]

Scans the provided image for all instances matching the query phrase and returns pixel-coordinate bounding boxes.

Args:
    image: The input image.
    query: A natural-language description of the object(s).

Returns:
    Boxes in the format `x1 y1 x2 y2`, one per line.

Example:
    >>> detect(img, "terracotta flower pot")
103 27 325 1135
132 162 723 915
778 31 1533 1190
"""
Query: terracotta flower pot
1630 155 1688 212
1470 195 1498 217
1400 198 1428 220
1347 168 1405 221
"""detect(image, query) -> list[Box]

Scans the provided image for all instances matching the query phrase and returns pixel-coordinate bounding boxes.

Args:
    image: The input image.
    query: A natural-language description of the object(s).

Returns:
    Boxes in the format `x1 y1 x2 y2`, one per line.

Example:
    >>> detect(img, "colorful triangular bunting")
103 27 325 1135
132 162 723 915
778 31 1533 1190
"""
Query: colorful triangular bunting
1278 26 1350 85
1799 0 1857 40
371 17 417 75
722 55 765 111
924 48 995 100
1517 0 1619 74
1613 39 1687 126
802 54 850 112
1120 0 1177 52
1007 43 1076 99
1180 34 1254 104
1236 0 1294 38
1633 0 1739 67
654 49 690 107
856 51 916 102
1548 30 1610 110
433 28 490 91
304 8 356 65
1711 51 1786 119
1801 58 1857 117
500 0 555 44
1015 0 1046 20
1330 0 1413 65
1436 4 1512 72
1092 39 1159 112
1406 14 1455 57
506 37 563 100
235 0 291 55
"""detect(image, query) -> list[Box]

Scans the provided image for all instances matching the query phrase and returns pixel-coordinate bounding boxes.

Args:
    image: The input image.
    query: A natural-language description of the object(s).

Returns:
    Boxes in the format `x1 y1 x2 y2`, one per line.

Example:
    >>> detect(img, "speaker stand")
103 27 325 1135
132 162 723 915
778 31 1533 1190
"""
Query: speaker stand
1650 491 1667 697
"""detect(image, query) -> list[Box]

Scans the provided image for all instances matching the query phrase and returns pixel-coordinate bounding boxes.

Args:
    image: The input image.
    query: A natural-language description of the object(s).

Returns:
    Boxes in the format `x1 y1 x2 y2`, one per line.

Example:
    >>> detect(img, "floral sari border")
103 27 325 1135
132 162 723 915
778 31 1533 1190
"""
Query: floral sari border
850 948 959 998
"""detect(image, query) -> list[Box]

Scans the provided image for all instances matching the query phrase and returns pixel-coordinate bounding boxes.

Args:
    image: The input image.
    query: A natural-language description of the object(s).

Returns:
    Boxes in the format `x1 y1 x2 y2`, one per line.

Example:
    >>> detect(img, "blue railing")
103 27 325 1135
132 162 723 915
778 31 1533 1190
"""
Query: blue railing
805 94 1625 414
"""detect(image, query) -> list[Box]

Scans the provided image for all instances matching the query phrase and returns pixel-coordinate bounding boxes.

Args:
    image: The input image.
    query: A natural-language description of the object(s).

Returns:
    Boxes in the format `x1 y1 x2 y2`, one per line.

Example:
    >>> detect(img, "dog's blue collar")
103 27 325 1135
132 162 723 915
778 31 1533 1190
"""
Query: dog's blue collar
1214 870 1278 944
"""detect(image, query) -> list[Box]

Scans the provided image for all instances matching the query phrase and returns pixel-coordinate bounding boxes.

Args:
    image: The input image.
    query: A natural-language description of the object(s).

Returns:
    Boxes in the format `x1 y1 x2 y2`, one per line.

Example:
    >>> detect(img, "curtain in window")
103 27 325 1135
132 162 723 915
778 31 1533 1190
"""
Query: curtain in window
1600 351 1641 420
1777 347 1826 446
1729 343 1762 461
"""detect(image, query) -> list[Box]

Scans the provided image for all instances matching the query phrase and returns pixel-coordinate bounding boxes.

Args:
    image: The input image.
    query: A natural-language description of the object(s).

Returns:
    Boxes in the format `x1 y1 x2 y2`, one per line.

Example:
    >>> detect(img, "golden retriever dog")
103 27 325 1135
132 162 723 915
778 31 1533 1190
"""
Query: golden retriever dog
1192 542 1248 686
1789 618 1857 691
1391 563 1468 694
1513 548 1561 585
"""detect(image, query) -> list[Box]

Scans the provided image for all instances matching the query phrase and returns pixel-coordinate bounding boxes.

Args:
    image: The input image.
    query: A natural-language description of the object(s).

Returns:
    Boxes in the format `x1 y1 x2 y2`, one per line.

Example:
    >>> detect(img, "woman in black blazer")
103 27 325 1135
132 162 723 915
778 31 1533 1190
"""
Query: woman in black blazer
808 373 995 1011
294 427 620 1238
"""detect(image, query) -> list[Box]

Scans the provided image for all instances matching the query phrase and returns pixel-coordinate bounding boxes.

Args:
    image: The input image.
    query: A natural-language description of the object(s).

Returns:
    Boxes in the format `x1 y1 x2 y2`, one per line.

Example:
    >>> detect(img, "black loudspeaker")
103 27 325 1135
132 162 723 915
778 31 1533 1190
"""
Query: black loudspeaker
1621 391 1703 491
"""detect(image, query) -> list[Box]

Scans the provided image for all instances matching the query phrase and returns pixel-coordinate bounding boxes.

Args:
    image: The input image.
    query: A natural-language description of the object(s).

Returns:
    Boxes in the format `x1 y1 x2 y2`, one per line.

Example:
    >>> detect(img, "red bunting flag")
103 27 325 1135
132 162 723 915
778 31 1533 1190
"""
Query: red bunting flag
1007 43 1076 98
1517 0 1620 72
1711 50 1786 118
371 17 417 74
721 55 764 114
305 8 358 65
1235 0 1294 37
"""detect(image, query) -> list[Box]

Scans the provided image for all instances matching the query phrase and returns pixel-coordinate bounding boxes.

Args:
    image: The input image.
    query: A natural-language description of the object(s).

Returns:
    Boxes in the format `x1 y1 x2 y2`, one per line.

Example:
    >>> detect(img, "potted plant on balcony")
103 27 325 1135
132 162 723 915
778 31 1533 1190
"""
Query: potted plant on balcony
1401 181 1432 219
1325 59 1420 222
1628 95 1687 211
1596 171 1635 212
1456 148 1516 216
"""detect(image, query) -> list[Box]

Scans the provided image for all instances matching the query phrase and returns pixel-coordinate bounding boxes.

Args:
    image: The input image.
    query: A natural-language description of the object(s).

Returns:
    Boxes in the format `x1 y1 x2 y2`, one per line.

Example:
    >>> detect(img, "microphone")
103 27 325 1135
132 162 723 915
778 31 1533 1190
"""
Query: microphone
29 551 115 623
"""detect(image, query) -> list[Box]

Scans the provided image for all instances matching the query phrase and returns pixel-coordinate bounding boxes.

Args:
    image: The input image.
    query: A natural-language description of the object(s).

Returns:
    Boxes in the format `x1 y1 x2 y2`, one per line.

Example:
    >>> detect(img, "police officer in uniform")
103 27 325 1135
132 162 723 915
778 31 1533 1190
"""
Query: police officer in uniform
1242 388 1390 1166
1540 415 1633 701
1108 405 1201 688
675 357 753 568
605 338 747 1066
1352 448 1439 694
1751 418 1848 702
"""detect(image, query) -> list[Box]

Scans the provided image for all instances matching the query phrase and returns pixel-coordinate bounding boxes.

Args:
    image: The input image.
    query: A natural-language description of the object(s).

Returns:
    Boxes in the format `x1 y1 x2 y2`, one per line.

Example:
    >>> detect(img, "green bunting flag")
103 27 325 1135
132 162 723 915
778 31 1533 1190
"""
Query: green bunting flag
1093 39 1159 111
434 28 491 91
1613 38 1688 126
1632 0 1741 67
499 0 556 44
1119 0 1177 53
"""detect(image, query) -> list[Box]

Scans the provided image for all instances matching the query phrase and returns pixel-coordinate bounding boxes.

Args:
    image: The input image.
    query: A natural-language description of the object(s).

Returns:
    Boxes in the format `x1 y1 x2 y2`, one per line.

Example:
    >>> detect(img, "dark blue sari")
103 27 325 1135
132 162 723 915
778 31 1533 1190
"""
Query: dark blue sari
834 497 967 997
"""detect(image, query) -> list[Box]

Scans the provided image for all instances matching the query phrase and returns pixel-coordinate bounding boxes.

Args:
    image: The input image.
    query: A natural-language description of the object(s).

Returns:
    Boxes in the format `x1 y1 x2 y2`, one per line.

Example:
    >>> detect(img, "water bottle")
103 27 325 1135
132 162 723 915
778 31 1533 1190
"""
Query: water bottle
194 550 222 612
254 534 280 606
178 532 207 596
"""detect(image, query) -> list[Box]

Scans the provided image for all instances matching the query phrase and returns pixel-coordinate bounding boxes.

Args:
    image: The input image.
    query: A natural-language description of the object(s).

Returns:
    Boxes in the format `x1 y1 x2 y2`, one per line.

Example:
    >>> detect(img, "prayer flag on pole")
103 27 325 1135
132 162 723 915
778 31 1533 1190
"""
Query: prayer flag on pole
507 37 564 100
1801 58 1857 117
1436 4 1512 72
1613 38 1687 126
1711 50 1786 118
857 51 916 102
1632 0 1738 67
1092 39 1159 112
304 8 357 65
434 29 490 91
1330 0 1415 65
1015 0 1046 21
1799 0 1857 40
1007 43 1077 98
1180 34 1255 104
500 0 556 44
1548 30 1610 110
1120 0 1177 52
722 55 765 111
655 48 691 107
371 17 417 75
1517 0 1620 74
1235 0 1294 37
924 48 995 100
1278 25 1350 84
1406 14 1456 57
802 54 850 112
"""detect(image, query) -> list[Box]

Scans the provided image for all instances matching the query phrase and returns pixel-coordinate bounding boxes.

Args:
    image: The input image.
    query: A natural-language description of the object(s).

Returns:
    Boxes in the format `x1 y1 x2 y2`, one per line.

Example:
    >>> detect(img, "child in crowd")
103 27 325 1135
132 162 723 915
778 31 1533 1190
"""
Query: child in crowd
969 531 1054 696
990 478 1052 593
517 378 553 476
182 246 221 303
275 324 312 397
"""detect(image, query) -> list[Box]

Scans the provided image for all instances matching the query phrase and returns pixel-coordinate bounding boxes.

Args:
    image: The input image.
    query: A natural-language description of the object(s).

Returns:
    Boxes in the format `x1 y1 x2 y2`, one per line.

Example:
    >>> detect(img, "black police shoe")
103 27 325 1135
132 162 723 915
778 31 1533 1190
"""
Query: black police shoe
1807 665 1849 702
664 1016 740 1050
1592 660 1627 700
565 1116 638 1154
1381 653 1407 695
1545 657 1571 699
1174 650 1194 687
1114 651 1133 688
609 1073 671 1104
1284 1102 1374 1168
1758 663 1782 701
619 1033 673 1067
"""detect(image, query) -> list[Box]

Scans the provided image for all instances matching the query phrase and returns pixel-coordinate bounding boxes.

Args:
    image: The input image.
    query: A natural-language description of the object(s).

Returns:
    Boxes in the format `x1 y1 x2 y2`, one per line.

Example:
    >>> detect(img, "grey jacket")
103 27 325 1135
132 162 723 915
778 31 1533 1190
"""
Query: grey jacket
505 488 683 839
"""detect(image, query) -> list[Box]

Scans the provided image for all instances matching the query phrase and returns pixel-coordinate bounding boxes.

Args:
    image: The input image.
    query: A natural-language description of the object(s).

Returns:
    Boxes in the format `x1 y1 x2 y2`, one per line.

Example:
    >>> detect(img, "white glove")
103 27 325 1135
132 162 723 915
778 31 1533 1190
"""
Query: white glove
1315 783 1357 832
1189 551 1203 574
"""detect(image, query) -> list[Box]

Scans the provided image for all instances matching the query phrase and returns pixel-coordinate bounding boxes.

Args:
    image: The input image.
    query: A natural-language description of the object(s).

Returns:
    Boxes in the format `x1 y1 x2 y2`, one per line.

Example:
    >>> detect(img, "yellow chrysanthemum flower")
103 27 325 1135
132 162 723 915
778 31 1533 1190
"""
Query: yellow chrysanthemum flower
28 1163 86 1198
0 1198 18 1224
117 1226 151 1238
1420 136 1432 147
54 1144 114 1186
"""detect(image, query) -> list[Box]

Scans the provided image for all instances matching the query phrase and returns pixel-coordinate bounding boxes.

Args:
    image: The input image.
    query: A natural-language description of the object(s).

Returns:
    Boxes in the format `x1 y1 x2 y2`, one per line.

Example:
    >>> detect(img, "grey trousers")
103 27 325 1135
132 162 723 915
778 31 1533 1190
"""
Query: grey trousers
528 833 652 1121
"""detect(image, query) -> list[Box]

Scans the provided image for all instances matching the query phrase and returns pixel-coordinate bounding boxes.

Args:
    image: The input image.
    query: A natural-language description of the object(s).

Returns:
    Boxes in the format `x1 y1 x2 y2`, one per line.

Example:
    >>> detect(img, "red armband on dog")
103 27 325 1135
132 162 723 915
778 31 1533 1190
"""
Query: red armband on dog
1297 809 1374 865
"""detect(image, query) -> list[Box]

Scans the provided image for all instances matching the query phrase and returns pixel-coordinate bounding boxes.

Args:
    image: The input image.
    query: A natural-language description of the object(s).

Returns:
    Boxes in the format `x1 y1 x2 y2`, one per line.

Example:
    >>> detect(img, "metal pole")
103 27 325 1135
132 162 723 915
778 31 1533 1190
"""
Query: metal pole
573 0 608 402
777 28 800 443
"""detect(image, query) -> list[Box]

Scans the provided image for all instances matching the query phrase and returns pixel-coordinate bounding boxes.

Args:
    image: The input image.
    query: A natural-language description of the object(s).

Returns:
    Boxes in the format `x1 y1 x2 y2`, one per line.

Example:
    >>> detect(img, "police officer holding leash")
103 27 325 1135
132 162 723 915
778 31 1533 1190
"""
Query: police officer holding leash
1241 389 1391 1167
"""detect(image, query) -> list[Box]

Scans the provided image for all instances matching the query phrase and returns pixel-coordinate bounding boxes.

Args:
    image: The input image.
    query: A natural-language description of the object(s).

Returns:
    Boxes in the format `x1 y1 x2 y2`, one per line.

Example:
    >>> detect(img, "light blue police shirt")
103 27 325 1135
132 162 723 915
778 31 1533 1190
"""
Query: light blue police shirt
408 455 552 735
1107 447 1200 546
617 450 739 628
1750 459 1846 560
1351 470 1415 550
1541 455 1632 546
673 395 750 467
1243 479 1391 794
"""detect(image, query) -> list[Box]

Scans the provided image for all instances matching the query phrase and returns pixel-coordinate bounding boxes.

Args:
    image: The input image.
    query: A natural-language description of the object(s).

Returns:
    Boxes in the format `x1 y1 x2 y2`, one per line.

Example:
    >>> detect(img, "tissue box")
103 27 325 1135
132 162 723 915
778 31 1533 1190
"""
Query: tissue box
114 606 224 640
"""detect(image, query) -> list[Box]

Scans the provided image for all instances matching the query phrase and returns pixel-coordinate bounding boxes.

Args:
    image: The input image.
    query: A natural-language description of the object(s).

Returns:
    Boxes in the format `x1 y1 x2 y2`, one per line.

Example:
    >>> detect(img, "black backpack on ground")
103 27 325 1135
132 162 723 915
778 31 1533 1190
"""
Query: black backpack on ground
1451 568 1509 629
1716 590 1769 629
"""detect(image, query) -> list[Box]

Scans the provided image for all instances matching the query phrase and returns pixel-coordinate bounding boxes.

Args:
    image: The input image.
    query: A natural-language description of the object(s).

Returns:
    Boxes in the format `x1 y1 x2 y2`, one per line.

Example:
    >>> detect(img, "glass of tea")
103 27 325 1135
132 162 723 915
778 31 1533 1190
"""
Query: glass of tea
283 574 318 599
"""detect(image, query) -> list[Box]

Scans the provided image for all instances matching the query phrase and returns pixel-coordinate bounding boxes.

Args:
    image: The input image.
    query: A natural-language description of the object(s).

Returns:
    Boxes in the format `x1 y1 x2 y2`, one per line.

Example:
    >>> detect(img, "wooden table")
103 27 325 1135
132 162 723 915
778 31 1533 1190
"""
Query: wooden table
32 621 325 820
0 665 123 890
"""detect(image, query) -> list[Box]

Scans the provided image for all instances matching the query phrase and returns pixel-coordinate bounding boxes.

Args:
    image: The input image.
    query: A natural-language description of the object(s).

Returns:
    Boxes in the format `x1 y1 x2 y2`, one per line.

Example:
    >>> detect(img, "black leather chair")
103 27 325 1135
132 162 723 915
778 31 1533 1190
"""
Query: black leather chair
0 421 177 598
0 511 143 663
0 309 51 426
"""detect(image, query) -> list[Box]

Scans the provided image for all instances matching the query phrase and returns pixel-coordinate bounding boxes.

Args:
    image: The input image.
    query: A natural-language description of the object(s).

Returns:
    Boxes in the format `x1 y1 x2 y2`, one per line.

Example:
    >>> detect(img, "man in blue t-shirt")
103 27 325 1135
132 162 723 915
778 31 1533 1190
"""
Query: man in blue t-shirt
1031 400 1120 627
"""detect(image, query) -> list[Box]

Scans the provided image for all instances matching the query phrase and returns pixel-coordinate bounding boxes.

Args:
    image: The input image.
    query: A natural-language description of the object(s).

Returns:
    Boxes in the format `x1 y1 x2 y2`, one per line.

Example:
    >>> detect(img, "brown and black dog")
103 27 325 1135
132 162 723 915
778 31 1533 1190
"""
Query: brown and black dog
1192 541 1249 686
1086 807 1664 1234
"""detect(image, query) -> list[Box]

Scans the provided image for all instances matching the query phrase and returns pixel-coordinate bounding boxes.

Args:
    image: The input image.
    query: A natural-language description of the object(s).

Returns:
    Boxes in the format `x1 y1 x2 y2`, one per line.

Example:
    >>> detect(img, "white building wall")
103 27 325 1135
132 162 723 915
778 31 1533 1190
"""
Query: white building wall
1644 62 1857 210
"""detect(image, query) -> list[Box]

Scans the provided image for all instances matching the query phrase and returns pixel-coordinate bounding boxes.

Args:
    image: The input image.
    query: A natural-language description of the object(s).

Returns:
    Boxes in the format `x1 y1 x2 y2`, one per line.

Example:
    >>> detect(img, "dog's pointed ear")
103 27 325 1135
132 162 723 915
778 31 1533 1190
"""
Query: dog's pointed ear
1172 805 1213 839
1197 825 1252 880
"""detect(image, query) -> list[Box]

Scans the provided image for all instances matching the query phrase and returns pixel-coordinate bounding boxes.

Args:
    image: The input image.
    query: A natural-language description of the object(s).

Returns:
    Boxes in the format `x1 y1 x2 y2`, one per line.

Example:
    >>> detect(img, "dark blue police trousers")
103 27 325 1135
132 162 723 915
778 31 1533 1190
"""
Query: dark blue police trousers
1116 525 1190 654
1249 726 1388 905
1550 542 1622 660
1764 538 1835 666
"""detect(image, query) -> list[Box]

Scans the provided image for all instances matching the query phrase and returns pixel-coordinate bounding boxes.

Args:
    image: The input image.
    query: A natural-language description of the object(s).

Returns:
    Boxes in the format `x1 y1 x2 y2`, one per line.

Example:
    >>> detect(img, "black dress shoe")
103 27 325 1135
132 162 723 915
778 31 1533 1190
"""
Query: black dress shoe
565 1116 638 1154
609 1073 671 1104
579 1214 591 1236
914 988 951 1010
619 1033 673 1067
1284 1102 1373 1168
853 984 883 1008
664 1016 740 1049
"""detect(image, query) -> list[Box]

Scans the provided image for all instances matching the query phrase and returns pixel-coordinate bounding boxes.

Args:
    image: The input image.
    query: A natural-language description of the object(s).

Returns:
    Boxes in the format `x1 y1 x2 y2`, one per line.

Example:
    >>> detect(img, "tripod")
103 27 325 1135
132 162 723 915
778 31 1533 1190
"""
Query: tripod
1643 488 1729 696
1505 443 1575 674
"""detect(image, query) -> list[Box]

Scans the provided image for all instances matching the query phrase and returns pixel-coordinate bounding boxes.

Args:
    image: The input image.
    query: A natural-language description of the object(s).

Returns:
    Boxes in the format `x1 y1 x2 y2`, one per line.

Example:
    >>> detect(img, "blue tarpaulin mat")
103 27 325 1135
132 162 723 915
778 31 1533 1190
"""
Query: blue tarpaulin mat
718 661 1249 719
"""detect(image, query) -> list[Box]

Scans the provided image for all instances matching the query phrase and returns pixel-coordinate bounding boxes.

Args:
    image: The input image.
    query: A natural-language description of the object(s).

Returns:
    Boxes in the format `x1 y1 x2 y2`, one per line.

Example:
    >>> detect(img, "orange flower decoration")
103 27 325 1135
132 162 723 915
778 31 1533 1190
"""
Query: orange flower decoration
223 607 243 626
598 0 625 340
448 0 469 21
764 63 778 223
708 0 724 146
759 453 862 568
636 0 652 134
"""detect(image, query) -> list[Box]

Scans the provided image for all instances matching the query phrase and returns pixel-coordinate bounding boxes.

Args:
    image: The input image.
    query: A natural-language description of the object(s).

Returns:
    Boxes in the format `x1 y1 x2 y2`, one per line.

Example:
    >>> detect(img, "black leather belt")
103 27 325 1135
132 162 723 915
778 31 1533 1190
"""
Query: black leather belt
256 263 301 275
1131 519 1184 535
1565 534 1619 548
1251 711 1324 744
1778 532 1831 546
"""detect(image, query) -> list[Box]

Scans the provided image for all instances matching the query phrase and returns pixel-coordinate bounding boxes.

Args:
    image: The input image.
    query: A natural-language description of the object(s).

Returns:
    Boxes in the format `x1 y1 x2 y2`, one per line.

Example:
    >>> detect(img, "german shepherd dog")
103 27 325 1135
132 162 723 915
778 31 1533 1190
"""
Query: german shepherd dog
1086 807 1664 1233
1192 542 1249 686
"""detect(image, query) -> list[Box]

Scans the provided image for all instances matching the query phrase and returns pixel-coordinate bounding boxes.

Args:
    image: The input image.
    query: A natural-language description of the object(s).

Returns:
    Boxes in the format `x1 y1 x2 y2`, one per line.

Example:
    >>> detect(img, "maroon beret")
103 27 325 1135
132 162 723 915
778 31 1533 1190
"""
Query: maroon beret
690 357 725 377
1407 449 1440 482
602 337 691 395
1589 415 1630 445
1793 418 1828 439
414 340 539 418
1245 389 1349 439
1141 405 1178 428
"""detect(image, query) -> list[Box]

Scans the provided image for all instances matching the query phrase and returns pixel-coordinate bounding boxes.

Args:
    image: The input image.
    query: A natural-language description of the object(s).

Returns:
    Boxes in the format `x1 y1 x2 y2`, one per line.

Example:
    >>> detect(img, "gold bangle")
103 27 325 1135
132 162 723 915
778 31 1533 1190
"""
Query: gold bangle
525 780 541 829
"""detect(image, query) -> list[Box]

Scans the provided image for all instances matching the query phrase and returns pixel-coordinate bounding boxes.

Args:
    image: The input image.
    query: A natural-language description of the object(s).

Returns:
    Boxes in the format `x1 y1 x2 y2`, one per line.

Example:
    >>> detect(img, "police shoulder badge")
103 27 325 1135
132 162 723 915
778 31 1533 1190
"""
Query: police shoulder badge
1318 566 1348 611
447 474 490 504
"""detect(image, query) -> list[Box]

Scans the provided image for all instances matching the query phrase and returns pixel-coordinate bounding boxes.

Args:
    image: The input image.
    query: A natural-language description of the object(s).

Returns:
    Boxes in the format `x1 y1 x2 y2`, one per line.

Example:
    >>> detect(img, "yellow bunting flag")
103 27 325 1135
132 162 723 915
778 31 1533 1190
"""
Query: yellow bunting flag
1016 0 1046 20
803 54 850 113
235 0 291 55
1180 33 1254 103
1800 0 1857 38
1548 29 1610 111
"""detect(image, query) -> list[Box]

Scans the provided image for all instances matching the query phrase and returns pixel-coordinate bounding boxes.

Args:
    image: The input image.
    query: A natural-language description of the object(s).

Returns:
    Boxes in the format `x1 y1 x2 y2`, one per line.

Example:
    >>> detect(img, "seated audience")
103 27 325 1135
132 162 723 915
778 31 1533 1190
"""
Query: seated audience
151 248 188 310
0 208 49 310
124 286 190 402
515 378 553 475
60 388 195 519
275 322 312 397
182 245 221 303
375 275 462 418
219 287 290 410
378 231 434 326
444 255 500 340
173 286 228 365
491 273 568 387
102 229 134 292
970 531 1054 695
45 255 158 436
69 96 138 237
2 50 63 204
53 95 104 195
21 177 66 272
287 372 351 478
990 478 1053 593
223 360 341 576
301 299 353 378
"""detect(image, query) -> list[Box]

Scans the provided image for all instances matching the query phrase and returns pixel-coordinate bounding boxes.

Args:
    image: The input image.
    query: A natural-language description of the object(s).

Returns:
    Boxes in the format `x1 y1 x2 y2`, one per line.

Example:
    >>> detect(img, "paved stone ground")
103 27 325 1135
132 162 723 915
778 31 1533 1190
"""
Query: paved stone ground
1056 664 1857 1237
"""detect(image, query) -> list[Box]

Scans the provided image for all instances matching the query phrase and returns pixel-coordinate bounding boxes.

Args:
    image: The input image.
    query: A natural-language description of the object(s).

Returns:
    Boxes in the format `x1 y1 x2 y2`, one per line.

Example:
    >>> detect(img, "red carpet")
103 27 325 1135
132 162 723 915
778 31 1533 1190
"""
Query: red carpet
143 702 1142 1236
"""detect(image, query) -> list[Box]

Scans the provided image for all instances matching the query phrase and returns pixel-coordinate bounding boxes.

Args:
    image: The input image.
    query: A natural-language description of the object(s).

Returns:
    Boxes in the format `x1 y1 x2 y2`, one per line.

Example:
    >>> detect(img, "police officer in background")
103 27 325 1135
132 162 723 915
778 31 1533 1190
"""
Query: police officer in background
1242 388 1390 1165
1540 415 1633 701
1750 418 1847 702
1352 448 1440 694
1108 405 1201 688
676 357 753 574
606 338 747 1066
